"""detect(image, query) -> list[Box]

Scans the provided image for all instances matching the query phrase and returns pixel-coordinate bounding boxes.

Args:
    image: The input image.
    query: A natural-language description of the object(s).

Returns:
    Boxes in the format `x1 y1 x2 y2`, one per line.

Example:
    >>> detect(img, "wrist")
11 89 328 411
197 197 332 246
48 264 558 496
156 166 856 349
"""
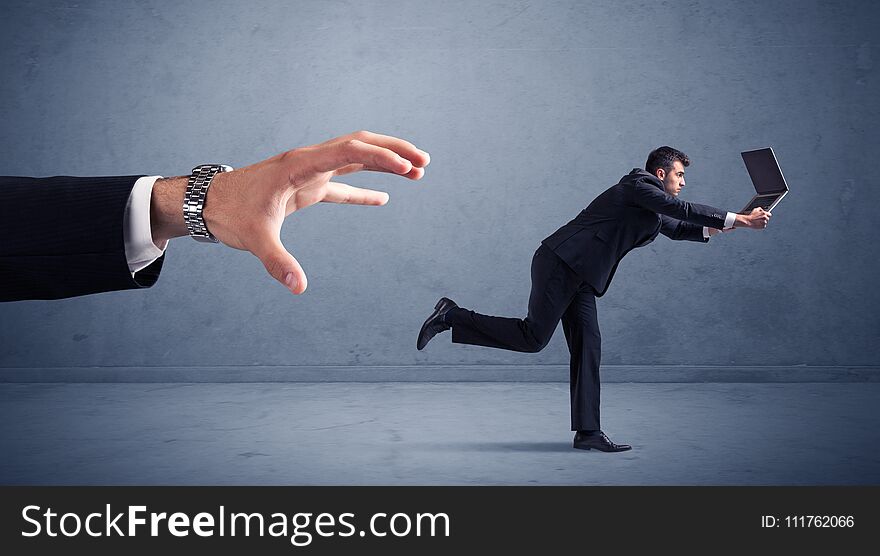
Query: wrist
150 176 189 245
199 170 238 244
734 214 748 228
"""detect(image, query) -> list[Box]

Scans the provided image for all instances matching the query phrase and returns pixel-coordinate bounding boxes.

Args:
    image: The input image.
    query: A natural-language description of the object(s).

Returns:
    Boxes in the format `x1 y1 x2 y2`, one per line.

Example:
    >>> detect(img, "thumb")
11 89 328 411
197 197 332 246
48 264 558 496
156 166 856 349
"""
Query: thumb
254 236 308 295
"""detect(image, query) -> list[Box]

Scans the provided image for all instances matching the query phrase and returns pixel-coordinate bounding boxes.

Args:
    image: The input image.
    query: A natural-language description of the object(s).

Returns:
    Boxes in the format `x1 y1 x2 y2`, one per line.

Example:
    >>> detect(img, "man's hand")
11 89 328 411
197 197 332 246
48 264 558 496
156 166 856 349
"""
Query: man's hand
150 131 430 294
733 207 772 230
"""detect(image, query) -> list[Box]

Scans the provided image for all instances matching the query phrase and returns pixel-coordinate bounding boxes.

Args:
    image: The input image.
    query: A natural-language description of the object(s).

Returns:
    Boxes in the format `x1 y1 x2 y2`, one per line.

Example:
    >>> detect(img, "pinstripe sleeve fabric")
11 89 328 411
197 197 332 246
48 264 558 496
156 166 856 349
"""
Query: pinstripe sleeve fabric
0 175 165 301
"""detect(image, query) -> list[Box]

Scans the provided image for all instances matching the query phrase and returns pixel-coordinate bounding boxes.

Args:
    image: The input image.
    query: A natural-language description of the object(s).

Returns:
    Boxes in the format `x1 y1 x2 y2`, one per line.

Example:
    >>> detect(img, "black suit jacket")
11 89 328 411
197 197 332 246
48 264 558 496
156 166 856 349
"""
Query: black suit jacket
0 175 164 301
542 168 728 297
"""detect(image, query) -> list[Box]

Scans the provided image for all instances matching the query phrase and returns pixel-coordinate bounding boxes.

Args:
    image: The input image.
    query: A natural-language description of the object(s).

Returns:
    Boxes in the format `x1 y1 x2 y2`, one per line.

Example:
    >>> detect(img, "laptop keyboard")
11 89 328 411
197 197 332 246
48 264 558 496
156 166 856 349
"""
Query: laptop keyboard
744 196 778 211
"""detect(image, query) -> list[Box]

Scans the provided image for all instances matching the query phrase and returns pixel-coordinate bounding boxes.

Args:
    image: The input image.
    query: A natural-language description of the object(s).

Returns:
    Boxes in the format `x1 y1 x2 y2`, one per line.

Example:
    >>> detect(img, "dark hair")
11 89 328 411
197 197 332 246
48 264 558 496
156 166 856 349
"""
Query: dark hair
645 146 690 176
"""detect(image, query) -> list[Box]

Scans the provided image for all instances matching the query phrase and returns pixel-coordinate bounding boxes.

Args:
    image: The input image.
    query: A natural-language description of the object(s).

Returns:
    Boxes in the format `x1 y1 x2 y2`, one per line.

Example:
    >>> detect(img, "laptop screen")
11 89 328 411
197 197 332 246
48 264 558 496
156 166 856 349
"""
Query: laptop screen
741 148 788 194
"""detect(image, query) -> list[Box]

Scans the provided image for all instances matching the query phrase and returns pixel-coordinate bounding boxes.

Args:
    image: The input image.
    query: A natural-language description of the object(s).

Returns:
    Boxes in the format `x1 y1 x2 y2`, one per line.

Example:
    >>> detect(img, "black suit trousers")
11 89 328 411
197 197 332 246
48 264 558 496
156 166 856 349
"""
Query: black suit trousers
448 244 602 431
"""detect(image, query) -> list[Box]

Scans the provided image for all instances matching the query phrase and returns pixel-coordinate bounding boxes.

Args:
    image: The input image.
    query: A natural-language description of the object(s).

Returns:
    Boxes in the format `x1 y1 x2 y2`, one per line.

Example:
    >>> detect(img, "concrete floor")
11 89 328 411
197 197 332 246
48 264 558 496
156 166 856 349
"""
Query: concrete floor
1 382 879 485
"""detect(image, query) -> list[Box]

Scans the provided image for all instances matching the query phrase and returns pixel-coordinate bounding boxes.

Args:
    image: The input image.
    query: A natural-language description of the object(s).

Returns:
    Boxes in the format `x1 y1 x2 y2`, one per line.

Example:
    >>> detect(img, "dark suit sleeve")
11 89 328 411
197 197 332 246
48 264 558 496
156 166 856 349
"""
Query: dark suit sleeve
629 178 728 229
0 175 165 302
659 215 709 242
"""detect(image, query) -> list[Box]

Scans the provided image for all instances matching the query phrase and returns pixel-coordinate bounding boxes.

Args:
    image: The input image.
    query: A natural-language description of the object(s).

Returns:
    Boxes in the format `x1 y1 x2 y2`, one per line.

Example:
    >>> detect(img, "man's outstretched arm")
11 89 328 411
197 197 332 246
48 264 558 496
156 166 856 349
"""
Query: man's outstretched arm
659 215 711 242
659 209 770 242
630 178 771 232
0 131 429 302
0 174 162 301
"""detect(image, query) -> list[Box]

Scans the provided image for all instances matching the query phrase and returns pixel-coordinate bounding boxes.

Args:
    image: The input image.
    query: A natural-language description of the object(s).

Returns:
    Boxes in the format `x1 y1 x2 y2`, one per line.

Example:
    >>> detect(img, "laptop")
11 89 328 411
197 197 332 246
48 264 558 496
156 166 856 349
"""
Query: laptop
739 147 789 213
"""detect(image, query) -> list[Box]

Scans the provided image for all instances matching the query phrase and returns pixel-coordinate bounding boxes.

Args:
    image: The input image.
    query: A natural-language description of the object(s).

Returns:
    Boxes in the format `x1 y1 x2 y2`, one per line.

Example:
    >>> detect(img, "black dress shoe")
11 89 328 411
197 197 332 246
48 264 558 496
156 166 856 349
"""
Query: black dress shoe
417 297 458 350
573 430 632 452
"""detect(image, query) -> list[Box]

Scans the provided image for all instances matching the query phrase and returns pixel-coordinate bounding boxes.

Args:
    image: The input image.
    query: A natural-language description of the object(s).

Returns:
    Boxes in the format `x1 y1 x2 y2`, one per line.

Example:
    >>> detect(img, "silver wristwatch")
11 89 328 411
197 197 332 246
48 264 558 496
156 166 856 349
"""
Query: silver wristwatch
183 163 233 243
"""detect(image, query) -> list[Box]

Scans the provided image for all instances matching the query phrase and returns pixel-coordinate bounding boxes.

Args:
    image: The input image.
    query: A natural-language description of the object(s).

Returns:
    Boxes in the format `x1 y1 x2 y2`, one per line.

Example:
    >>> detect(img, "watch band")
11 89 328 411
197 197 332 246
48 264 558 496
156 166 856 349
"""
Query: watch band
183 164 232 243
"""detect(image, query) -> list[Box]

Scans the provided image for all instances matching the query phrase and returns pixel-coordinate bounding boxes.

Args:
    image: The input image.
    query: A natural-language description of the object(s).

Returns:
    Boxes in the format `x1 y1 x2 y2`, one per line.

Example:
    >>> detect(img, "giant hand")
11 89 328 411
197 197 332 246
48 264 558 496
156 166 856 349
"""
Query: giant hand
150 131 430 294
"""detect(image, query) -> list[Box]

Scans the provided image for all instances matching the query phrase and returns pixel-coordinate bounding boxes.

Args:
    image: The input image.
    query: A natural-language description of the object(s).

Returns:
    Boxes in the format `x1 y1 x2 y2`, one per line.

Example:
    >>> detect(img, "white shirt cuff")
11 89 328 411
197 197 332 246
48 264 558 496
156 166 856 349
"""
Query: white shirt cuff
724 211 736 229
124 176 167 275
706 212 737 238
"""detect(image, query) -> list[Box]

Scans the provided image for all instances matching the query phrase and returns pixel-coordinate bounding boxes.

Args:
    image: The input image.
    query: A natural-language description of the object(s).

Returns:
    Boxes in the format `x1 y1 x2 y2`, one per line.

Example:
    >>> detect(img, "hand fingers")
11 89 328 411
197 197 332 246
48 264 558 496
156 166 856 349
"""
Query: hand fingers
252 235 308 295
340 130 430 168
750 212 771 228
322 181 389 206
402 165 426 180
312 139 414 175
333 161 426 181
332 163 366 177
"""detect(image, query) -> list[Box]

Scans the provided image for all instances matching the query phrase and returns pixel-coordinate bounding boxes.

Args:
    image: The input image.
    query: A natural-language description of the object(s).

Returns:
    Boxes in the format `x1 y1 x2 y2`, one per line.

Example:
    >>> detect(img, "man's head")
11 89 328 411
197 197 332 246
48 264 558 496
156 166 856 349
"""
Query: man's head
645 146 689 197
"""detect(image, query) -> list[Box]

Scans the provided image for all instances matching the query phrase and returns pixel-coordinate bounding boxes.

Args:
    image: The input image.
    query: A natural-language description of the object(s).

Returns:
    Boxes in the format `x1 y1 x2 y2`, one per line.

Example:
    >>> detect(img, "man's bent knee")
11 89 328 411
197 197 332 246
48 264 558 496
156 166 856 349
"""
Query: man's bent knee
524 334 550 353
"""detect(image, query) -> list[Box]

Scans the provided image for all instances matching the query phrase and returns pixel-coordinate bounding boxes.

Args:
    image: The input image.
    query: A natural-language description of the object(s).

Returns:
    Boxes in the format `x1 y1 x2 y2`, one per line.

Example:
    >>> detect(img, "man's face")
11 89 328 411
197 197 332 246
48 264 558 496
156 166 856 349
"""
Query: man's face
656 160 686 196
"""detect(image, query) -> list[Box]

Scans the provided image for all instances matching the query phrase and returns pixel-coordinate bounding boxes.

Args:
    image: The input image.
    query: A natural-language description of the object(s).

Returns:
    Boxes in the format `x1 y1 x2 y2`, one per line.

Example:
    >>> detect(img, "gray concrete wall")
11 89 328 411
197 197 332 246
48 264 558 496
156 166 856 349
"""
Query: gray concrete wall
1 0 878 370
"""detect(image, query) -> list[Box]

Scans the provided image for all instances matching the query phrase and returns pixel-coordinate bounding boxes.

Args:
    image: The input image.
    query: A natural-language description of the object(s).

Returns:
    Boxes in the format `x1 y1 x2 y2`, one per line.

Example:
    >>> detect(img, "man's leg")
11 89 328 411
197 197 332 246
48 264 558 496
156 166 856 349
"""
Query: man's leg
561 285 601 431
563 286 631 451
446 244 579 352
